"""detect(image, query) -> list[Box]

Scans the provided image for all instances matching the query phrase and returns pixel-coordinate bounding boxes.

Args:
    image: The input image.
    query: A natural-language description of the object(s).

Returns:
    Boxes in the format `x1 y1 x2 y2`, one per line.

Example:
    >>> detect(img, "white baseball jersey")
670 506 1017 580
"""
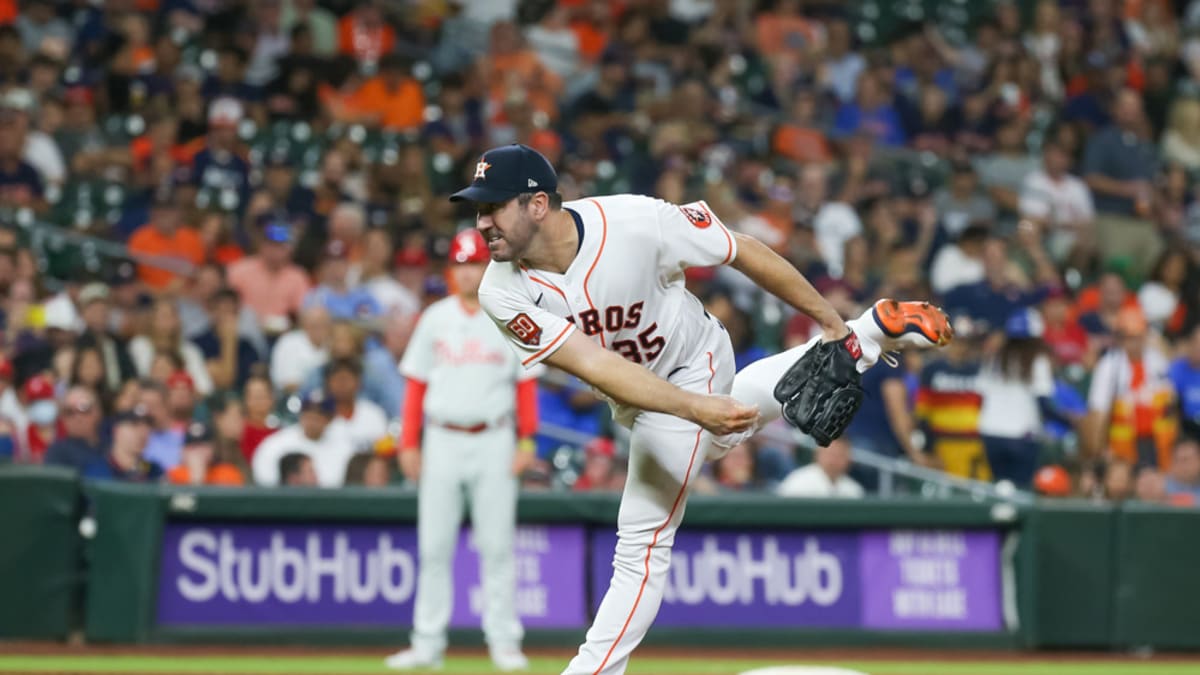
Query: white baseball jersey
401 296 540 427
478 195 737 424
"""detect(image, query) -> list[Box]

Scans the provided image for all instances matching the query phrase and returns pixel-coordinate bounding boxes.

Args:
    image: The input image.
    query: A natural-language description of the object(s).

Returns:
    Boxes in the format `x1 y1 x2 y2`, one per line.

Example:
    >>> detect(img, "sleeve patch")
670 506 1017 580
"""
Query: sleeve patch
506 313 543 346
679 203 711 229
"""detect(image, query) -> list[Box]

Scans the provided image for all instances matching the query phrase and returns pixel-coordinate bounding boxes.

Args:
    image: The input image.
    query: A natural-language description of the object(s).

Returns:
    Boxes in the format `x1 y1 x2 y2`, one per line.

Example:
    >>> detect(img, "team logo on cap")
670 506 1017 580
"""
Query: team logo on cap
474 160 491 180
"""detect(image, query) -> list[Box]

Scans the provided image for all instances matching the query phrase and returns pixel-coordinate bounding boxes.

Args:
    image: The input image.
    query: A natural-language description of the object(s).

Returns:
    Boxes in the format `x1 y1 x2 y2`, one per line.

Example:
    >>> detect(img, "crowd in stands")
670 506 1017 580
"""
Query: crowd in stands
4 0 1200 506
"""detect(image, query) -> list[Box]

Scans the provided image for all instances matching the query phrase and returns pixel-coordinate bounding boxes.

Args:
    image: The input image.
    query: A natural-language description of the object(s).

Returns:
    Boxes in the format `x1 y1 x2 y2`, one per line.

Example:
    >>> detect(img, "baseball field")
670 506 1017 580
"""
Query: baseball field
2 646 1198 675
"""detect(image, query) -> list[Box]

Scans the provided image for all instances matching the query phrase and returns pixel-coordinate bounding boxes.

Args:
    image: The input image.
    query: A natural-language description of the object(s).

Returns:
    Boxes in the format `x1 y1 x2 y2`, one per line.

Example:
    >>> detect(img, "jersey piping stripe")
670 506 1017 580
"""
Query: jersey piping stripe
592 351 715 675
521 323 573 366
583 198 609 349
527 274 567 300
697 200 735 265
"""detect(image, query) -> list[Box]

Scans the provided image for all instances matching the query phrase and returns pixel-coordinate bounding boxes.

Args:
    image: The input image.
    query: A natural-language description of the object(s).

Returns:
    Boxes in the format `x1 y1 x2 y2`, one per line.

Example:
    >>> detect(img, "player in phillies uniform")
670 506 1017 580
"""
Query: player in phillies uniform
446 144 952 675
385 229 539 672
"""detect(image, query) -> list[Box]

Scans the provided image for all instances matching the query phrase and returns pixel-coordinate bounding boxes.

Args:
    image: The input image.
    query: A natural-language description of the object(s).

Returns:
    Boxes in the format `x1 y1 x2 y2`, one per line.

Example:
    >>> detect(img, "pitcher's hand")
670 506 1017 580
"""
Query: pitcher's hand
687 395 760 437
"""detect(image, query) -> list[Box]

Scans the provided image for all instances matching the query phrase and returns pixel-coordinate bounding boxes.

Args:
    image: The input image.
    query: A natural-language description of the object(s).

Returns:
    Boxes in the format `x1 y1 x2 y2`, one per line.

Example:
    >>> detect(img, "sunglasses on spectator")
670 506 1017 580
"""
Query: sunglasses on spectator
64 402 95 415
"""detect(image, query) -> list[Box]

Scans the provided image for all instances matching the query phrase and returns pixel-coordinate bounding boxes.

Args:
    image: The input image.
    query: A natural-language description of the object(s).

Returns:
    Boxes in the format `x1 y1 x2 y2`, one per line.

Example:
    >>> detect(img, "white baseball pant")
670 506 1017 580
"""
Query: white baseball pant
563 311 883 674
410 424 524 656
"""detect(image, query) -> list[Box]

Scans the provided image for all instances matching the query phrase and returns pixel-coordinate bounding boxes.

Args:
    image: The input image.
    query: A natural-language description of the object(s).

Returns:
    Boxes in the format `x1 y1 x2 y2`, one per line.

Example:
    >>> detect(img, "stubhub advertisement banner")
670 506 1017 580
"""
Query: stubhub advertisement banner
156 522 1003 632
590 529 1003 631
156 523 586 627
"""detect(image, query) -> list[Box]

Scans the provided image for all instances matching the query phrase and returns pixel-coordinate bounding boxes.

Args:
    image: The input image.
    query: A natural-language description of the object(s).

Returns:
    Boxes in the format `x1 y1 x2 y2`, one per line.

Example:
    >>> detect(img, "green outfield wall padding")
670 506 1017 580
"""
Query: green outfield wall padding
0 465 83 639
1023 500 1116 648
1113 504 1200 649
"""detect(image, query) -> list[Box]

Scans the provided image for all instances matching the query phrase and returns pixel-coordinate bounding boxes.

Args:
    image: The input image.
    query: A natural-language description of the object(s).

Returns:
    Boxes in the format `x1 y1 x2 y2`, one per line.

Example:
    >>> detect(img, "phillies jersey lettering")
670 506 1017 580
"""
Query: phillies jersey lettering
479 196 737 394
401 297 540 427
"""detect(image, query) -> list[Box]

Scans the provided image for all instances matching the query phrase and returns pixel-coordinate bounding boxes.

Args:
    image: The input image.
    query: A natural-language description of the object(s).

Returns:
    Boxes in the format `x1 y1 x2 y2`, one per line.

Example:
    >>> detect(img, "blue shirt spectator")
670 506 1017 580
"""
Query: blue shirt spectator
846 362 910 458
536 376 604 460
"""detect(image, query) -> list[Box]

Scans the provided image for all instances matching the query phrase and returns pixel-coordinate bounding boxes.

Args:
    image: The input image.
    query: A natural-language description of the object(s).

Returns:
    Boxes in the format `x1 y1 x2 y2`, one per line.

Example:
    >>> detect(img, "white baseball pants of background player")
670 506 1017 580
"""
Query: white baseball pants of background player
562 310 885 675
410 424 524 657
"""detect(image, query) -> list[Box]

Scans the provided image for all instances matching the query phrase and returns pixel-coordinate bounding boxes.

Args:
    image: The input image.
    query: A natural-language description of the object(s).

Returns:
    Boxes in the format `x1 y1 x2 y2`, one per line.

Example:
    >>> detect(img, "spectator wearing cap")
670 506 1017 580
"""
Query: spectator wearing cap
1082 88 1163 280
75 283 138 393
82 406 159 482
571 437 621 492
137 379 185 471
327 53 425 131
0 98 46 214
1086 306 1178 469
167 421 246 486
165 370 199 429
304 239 381 321
270 305 331 393
192 287 262 392
190 97 252 209
127 188 205 292
1041 288 1091 368
227 214 312 334
251 389 354 487
1019 138 1097 265
322 357 388 452
278 451 318 487
240 374 280 462
20 374 58 463
776 438 865 499
281 0 337 57
43 385 104 472
129 298 214 395
1 87 66 189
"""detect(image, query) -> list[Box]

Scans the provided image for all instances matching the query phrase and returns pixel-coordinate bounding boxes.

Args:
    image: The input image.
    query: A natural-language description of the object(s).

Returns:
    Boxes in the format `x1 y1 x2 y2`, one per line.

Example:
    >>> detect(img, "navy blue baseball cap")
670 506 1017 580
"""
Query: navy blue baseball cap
450 144 558 204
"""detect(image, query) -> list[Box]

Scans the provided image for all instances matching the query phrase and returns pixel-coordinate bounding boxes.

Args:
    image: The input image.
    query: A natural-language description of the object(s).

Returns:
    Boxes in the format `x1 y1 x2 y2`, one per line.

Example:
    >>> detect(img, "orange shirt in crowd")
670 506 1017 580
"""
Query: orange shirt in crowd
127 224 205 290
482 51 563 121
167 463 245 486
0 0 17 24
337 15 395 63
772 124 832 164
755 13 820 56
342 77 426 130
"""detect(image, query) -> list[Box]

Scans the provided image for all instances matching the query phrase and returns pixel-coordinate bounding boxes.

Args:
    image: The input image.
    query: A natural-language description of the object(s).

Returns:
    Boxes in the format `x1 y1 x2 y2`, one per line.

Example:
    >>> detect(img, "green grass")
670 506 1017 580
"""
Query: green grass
0 655 1197 675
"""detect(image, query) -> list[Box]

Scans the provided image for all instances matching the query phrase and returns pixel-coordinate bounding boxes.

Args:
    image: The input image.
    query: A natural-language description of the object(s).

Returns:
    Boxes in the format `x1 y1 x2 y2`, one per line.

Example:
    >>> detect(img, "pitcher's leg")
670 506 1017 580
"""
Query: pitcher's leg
410 435 465 656
467 431 524 653
562 413 709 675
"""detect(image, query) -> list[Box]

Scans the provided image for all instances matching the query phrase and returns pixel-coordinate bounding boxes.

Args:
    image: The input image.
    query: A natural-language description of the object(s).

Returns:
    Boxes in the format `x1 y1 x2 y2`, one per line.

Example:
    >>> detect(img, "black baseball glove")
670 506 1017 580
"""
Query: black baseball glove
773 332 865 446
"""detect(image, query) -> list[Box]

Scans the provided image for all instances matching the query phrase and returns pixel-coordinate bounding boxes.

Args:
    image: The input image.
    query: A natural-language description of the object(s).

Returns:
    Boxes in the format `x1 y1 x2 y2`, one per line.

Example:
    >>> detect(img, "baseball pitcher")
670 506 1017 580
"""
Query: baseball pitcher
448 144 952 675
385 229 540 672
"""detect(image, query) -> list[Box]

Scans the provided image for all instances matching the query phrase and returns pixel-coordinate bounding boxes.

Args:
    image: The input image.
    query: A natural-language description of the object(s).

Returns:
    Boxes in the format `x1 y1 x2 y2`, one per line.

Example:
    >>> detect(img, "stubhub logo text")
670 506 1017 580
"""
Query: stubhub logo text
663 536 844 606
174 529 416 605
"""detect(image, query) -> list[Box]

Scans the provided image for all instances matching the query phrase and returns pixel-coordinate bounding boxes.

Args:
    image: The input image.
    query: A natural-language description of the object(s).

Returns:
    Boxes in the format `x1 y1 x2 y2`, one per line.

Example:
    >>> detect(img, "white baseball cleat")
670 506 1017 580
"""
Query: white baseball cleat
490 647 530 672
863 299 954 352
384 648 443 671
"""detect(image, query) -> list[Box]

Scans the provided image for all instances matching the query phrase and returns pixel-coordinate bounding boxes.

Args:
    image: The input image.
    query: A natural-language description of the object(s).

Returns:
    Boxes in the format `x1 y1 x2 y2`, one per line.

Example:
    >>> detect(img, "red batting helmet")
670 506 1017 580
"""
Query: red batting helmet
448 229 489 264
